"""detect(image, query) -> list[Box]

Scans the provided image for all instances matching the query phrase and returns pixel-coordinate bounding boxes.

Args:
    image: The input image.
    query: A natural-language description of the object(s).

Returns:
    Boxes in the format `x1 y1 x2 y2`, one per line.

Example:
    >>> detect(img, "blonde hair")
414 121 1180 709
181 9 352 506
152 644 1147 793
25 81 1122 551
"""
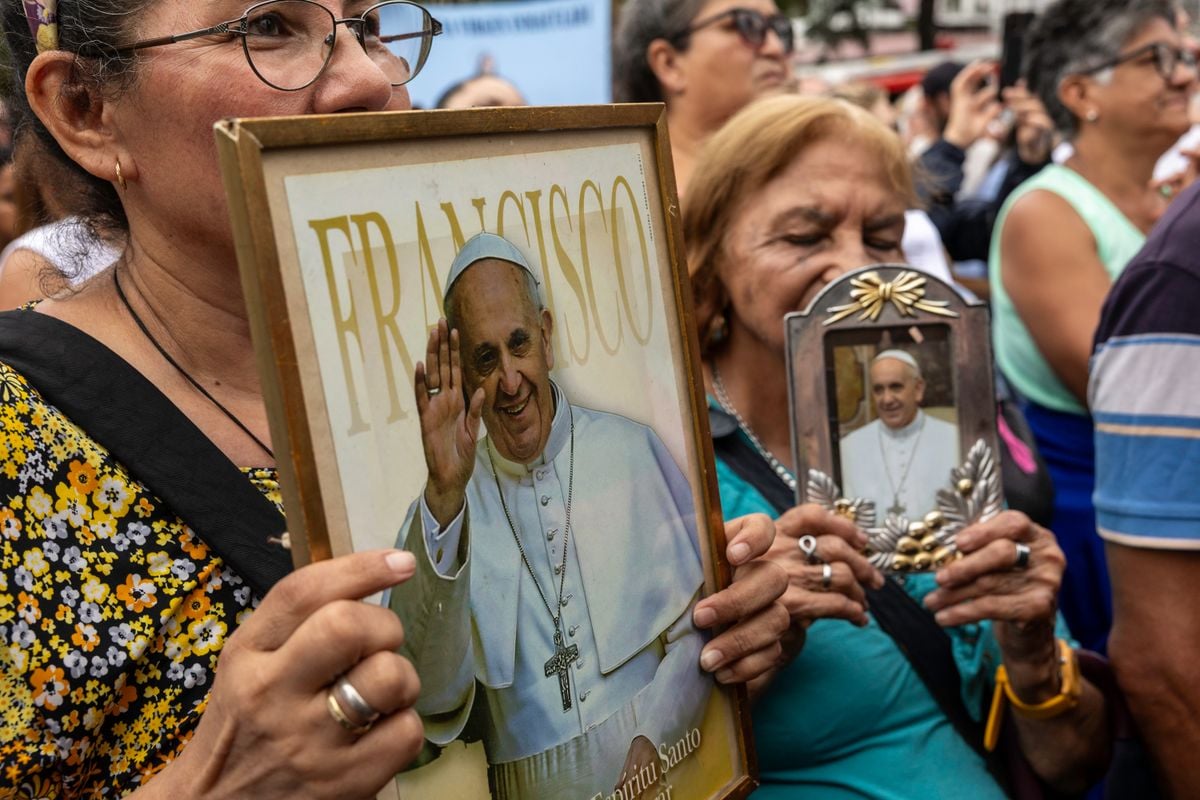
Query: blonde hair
683 95 917 351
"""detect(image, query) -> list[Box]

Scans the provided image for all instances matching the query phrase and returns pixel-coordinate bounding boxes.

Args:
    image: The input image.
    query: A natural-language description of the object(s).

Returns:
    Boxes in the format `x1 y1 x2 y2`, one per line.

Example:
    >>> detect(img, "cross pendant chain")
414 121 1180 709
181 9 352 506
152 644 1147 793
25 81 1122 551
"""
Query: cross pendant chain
544 630 580 712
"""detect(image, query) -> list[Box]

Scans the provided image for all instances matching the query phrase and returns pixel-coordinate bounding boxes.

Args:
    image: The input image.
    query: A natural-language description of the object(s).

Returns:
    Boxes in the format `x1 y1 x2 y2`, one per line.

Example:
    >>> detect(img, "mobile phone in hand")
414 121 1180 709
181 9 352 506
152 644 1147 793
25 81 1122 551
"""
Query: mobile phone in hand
1000 12 1036 89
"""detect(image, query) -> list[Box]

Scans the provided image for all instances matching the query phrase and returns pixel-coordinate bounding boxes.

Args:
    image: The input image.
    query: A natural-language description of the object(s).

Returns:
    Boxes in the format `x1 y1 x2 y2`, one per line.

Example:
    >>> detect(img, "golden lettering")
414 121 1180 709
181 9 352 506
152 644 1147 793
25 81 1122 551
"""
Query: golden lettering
578 179 622 356
611 176 654 345
349 212 413 424
414 202 448 329
309 215 370 436
548 184 591 365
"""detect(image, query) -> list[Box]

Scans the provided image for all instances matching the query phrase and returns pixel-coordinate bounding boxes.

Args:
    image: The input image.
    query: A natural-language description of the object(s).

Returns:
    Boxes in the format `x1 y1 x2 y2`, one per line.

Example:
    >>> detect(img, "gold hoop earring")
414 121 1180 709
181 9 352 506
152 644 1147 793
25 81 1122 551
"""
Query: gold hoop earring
115 159 128 191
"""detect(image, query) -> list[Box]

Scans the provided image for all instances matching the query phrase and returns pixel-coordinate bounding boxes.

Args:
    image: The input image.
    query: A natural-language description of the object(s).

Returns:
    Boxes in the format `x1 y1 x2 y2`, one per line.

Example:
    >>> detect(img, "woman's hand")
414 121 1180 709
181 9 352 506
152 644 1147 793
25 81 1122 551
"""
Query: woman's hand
415 318 484 526
146 550 426 800
770 504 885 629
923 511 1066 695
691 514 788 686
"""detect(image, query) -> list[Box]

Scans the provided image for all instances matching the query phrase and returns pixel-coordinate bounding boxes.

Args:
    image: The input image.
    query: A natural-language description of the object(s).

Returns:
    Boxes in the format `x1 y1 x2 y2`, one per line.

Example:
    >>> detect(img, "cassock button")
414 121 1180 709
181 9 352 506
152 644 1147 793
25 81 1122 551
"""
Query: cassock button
536 469 546 480
569 625 579 637
561 593 573 607
540 495 550 506
579 690 590 703
576 658 584 669
547 528 557 541
554 565 562 575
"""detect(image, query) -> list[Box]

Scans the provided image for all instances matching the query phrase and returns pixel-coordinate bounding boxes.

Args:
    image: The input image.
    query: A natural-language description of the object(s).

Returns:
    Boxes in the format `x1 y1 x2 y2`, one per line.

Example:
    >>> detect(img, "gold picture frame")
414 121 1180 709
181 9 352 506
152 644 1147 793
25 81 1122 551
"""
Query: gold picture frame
785 265 1003 573
215 105 755 800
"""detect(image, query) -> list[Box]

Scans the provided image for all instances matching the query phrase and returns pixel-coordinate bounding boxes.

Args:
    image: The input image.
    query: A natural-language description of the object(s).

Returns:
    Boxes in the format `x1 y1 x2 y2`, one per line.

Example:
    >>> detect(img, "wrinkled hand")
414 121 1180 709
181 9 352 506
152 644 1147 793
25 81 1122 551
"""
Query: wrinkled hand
691 514 788 688
415 318 484 526
155 551 425 800
1003 82 1056 165
770 504 885 631
923 510 1064 652
943 61 1004 150
614 735 663 799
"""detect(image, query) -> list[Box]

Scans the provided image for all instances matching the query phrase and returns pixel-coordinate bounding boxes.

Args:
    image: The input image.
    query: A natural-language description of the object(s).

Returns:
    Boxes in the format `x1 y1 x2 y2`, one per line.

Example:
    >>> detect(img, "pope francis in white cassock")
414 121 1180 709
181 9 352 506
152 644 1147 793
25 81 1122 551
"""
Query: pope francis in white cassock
840 350 960 519
389 233 711 799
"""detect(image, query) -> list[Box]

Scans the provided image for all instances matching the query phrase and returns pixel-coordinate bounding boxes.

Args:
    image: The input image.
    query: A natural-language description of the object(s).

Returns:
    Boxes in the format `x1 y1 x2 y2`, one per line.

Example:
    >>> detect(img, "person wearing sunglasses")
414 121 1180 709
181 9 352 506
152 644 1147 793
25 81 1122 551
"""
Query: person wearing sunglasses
0 2 792 797
614 0 794 197
990 0 1197 659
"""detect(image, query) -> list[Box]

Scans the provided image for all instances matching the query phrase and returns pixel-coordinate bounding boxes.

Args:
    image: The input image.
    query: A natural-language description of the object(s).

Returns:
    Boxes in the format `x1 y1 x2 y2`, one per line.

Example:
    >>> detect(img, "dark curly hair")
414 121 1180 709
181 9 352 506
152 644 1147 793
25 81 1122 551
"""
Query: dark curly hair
2 0 154 239
1024 0 1175 139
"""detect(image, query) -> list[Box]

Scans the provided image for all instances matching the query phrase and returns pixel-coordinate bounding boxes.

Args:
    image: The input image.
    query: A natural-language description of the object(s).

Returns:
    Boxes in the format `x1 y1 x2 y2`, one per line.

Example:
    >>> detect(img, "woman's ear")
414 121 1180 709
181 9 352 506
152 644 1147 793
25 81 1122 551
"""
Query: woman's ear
25 51 129 186
1057 73 1098 127
647 38 688 98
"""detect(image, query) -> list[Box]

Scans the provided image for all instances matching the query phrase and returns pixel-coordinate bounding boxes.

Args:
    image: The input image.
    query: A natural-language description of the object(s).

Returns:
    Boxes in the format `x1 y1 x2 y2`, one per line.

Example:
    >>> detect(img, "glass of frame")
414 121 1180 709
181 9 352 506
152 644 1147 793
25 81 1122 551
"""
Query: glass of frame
785 266 1003 573
216 105 754 800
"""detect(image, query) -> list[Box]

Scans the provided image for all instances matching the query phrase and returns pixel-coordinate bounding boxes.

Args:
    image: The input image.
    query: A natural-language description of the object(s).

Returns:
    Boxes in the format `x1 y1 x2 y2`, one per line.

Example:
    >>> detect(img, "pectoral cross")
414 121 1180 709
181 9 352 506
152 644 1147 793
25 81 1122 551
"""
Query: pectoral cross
544 631 580 712
888 495 906 517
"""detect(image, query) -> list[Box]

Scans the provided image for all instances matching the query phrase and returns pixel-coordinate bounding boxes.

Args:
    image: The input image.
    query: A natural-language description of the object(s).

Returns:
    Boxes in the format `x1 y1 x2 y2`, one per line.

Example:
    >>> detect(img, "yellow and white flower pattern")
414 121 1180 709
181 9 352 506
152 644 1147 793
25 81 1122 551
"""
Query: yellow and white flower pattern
0 361 281 798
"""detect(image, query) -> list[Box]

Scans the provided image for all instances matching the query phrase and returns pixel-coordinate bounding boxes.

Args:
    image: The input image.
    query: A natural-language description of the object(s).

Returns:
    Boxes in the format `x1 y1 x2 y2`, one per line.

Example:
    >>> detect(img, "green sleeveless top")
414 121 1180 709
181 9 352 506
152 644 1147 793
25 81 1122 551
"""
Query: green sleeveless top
989 164 1145 415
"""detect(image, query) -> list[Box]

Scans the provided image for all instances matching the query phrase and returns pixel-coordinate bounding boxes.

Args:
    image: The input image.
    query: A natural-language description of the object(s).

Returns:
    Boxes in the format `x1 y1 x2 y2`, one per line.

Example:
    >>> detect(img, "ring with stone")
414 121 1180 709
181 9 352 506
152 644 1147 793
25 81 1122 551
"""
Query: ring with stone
426 386 442 397
820 562 833 591
1013 542 1032 570
798 534 823 565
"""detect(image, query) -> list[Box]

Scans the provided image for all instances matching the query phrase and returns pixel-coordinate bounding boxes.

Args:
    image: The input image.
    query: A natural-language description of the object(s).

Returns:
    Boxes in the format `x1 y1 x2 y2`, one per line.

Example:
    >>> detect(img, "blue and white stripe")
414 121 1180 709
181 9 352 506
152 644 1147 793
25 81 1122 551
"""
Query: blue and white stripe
1090 334 1200 550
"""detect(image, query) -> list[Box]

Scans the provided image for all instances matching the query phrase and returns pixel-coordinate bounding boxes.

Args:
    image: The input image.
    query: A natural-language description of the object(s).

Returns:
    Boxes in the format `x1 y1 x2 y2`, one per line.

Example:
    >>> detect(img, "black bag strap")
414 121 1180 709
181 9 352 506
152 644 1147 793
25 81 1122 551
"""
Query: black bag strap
710 408 1006 783
0 310 290 598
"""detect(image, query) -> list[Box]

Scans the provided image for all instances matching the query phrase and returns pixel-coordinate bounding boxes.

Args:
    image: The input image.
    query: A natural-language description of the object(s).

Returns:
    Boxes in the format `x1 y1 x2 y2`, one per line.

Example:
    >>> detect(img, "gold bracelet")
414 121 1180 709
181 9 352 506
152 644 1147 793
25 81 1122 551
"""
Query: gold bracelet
984 638 1081 751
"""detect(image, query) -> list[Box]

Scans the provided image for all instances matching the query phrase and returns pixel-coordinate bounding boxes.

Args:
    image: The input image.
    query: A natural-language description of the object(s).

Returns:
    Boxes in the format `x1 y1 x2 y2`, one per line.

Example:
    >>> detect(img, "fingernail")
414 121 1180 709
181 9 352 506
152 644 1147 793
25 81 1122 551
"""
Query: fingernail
934 611 951 626
700 648 724 671
386 550 416 577
693 606 717 627
729 542 750 564
715 668 734 683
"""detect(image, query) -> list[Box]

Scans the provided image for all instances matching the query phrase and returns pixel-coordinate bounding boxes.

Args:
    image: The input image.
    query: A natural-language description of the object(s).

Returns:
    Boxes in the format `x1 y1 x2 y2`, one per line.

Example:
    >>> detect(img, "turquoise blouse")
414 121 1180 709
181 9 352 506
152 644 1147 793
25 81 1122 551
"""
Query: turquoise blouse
712 419 1070 799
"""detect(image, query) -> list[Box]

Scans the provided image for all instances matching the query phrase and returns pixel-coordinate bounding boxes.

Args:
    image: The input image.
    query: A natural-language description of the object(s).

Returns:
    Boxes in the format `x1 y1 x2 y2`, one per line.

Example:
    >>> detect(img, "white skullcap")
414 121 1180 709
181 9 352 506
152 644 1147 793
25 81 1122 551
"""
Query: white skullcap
443 232 539 303
872 349 922 378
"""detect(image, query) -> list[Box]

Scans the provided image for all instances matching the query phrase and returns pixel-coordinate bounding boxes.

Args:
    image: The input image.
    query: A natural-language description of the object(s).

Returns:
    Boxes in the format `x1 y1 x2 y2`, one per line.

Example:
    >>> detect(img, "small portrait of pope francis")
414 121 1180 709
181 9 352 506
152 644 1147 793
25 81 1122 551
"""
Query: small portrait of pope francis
388 233 712 799
837 346 960 520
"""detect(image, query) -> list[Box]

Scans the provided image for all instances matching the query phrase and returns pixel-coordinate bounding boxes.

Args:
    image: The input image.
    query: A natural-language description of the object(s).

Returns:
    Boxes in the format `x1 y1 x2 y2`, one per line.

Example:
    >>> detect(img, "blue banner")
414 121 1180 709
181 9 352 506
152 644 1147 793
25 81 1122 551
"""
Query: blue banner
409 0 613 109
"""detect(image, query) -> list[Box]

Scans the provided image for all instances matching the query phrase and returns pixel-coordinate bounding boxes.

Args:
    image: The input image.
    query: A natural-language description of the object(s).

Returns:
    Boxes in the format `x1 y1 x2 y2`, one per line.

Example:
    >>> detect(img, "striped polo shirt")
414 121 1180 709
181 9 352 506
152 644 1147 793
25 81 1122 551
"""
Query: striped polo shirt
1090 181 1200 551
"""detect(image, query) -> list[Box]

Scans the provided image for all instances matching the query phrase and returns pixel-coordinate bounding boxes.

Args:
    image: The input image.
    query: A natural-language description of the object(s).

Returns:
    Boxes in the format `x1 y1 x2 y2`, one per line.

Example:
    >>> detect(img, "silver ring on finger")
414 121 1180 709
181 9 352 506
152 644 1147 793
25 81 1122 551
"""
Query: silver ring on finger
820 562 833 591
426 386 442 397
327 690 373 735
1013 542 1032 570
327 676 380 735
798 534 823 565
333 675 382 725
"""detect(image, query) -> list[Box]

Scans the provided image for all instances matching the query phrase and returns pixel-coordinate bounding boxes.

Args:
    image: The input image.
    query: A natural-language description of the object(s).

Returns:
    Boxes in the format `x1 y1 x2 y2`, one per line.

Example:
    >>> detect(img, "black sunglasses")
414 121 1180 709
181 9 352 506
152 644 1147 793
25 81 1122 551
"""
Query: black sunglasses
672 8 794 55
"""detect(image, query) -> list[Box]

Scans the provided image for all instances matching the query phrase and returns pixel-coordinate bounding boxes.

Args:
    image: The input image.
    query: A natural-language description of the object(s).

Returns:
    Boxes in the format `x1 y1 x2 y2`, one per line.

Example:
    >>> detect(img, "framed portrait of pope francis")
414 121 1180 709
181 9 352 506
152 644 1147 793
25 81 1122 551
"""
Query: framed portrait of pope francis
784 265 1004 574
215 106 754 800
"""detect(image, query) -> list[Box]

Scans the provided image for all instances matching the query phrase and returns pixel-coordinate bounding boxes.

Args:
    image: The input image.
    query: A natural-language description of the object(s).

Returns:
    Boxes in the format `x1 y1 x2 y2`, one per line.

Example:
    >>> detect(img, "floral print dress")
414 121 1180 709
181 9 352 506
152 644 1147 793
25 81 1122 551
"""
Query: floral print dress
0 354 283 799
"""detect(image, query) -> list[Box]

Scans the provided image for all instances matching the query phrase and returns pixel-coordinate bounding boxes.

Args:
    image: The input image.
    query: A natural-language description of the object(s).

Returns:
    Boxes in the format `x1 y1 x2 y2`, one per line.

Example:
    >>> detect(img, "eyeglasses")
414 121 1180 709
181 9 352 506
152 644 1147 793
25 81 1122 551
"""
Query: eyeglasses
672 8 795 55
1083 41 1198 82
114 0 442 91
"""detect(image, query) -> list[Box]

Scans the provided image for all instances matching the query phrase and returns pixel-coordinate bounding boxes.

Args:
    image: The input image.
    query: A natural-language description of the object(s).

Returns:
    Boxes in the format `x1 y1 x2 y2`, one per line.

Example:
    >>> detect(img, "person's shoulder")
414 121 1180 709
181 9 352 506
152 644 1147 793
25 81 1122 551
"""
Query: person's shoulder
924 413 958 435
1096 186 1200 347
840 419 879 446
572 402 653 436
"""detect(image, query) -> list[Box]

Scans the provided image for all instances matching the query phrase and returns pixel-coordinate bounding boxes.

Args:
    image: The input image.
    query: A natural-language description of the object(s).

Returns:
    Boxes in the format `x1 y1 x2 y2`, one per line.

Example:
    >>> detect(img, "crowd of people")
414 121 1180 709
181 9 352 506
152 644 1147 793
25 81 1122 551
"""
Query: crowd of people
0 0 1197 797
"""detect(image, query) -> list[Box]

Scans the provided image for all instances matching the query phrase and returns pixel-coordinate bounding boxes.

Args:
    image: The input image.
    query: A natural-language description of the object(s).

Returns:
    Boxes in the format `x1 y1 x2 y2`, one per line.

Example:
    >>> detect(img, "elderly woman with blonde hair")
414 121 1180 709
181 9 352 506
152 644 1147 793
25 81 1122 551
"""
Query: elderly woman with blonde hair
685 94 1112 798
